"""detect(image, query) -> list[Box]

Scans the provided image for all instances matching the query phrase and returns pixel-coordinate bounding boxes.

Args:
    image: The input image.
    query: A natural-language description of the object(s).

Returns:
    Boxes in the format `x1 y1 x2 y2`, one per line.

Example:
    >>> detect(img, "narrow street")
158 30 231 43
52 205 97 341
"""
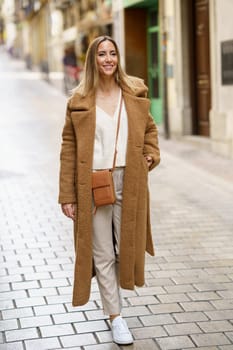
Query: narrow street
0 50 233 350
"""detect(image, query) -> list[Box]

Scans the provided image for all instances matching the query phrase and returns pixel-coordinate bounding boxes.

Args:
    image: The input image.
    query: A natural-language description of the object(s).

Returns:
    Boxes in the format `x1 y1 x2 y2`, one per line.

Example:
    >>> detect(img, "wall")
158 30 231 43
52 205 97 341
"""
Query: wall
210 0 233 157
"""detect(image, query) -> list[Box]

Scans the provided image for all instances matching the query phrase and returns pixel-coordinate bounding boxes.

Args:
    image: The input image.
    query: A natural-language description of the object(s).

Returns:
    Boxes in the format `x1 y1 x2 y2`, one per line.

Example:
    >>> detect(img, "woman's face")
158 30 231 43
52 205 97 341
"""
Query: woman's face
96 40 118 78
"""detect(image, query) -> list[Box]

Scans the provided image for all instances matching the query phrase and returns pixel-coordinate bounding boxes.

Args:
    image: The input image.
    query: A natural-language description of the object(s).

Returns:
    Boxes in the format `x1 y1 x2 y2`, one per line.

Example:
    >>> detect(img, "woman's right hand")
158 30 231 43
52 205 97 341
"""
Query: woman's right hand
61 203 76 221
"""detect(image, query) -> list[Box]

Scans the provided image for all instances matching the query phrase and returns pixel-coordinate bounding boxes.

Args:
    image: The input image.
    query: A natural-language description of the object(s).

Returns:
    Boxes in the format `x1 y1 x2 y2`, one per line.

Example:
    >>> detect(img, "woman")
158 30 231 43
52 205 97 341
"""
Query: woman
59 36 160 345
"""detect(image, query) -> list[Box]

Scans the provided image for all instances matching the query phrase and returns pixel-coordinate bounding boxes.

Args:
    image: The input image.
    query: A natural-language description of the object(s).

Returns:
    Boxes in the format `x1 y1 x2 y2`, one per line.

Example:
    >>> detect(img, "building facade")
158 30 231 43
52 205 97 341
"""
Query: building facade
163 0 233 158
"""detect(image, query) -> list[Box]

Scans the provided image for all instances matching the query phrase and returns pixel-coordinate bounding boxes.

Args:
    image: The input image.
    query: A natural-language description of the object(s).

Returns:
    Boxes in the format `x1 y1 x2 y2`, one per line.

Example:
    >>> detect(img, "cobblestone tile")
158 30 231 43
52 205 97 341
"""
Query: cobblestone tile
148 302 183 314
180 301 214 311
193 282 232 291
0 300 14 311
121 289 138 297
0 283 11 292
139 314 175 326
40 278 70 288
191 333 231 346
34 304 66 316
0 290 27 301
66 301 98 313
85 310 108 321
205 310 233 321
74 320 109 333
135 286 166 296
146 278 175 287
25 337 60 350
217 290 233 298
40 324 74 337
35 265 62 273
5 327 39 342
156 335 195 349
53 312 85 324
127 339 160 349
0 274 23 283
127 295 159 306
8 266 35 275
45 257 72 265
131 325 167 339
164 322 202 335
28 287 57 297
12 281 40 290
20 315 53 328
198 320 233 333
15 296 46 307
51 270 74 279
24 272 51 281
60 333 97 347
122 306 151 317
164 284 196 293
157 293 191 303
57 286 72 295
226 333 233 342
84 344 119 350
19 258 46 267
0 319 18 331
173 311 208 322
204 267 233 275
2 307 34 320
183 347 218 350
0 342 24 350
178 269 209 277
52 348 79 350
95 331 112 343
151 270 181 278
187 291 221 301
46 294 72 304
122 317 142 328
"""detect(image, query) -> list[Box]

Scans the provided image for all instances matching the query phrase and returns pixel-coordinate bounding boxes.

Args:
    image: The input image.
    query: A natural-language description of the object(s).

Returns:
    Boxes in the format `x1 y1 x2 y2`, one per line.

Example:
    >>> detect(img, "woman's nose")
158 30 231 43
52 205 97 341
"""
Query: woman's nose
105 53 112 62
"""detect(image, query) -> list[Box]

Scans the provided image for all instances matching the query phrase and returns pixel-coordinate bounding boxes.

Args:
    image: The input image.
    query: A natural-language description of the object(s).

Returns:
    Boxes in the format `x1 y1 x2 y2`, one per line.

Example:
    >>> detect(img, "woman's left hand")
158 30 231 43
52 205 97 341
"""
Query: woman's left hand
144 155 153 168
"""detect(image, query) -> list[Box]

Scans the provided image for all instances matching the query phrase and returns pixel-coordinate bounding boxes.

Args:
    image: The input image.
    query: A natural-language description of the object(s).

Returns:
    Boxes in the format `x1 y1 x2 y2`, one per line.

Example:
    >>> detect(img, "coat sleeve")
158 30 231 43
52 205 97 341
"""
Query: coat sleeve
58 101 77 204
143 113 160 171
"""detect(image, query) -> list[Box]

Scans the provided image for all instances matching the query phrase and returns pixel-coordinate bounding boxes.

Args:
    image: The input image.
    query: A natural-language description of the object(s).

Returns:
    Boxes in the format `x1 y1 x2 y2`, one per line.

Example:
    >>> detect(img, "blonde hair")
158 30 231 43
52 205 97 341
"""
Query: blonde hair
75 36 137 96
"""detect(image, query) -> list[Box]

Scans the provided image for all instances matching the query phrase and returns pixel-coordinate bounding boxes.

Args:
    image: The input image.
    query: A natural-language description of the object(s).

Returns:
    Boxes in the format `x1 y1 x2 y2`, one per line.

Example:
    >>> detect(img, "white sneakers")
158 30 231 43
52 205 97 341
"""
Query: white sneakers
111 316 134 345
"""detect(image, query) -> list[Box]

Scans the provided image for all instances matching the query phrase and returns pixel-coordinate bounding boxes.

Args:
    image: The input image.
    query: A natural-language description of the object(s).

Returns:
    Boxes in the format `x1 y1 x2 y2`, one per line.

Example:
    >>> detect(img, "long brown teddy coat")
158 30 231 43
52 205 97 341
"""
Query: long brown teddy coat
58 78 160 306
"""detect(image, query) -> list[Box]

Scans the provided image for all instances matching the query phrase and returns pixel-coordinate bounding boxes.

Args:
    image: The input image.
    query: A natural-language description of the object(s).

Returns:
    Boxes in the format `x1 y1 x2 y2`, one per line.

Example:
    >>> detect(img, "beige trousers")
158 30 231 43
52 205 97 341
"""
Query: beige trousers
92 168 124 315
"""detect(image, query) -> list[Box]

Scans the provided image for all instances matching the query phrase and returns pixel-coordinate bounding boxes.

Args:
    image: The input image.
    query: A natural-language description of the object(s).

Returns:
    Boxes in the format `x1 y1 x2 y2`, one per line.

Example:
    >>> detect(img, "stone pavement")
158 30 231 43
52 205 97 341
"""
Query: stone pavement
0 50 233 350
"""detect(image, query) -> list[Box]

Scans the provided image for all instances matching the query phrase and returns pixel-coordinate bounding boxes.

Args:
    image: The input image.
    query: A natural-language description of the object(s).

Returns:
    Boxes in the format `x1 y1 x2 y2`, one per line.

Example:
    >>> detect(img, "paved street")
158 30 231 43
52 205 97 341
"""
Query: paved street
0 49 233 350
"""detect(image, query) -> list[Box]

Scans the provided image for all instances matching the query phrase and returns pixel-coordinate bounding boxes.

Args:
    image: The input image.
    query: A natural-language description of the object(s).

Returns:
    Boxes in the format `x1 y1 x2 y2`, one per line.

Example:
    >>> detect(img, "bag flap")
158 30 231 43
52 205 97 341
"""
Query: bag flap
92 170 112 188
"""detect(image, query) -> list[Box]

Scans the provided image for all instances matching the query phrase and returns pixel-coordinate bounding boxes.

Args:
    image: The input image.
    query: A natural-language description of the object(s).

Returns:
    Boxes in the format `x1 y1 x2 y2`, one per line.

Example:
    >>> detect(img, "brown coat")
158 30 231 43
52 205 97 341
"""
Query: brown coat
58 78 160 306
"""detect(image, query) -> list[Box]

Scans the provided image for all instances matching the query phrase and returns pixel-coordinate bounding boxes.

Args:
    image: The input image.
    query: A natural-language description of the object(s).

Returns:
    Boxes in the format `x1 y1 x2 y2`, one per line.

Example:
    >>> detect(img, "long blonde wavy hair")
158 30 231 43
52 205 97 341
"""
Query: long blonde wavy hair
75 36 137 96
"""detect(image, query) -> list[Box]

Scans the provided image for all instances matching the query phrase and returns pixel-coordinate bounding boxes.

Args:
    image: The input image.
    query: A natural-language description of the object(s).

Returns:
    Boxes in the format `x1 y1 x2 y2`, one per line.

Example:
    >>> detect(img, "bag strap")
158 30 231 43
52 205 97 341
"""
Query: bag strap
112 93 123 171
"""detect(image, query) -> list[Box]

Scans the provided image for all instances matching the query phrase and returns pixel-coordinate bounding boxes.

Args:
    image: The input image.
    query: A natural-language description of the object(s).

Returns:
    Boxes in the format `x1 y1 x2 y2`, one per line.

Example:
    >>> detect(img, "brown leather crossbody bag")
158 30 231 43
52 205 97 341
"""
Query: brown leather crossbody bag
92 96 123 213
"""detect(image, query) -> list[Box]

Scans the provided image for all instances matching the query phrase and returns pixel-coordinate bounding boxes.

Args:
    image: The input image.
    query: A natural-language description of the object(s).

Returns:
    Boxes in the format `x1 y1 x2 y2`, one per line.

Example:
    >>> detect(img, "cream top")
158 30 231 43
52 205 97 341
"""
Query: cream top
92 90 128 170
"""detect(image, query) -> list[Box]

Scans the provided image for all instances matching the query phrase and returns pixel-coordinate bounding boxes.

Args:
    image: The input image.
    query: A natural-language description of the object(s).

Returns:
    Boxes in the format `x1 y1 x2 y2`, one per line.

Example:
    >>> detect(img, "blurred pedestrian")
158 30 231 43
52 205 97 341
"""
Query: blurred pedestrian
63 46 80 94
58 36 160 345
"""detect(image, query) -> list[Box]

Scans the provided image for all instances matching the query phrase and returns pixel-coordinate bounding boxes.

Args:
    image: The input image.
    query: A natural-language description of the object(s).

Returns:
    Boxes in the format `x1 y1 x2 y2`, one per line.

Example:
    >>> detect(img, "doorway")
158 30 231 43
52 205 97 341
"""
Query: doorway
189 0 211 136
124 0 162 124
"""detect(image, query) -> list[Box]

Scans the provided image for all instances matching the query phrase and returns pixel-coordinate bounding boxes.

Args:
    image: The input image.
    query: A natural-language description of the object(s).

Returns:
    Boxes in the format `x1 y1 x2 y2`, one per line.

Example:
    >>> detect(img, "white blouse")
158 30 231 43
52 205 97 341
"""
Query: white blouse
92 90 128 170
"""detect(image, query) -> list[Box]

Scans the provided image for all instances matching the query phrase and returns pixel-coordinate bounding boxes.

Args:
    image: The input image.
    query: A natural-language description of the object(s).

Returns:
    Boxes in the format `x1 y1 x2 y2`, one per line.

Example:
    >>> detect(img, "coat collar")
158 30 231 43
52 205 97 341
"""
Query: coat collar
69 78 148 111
